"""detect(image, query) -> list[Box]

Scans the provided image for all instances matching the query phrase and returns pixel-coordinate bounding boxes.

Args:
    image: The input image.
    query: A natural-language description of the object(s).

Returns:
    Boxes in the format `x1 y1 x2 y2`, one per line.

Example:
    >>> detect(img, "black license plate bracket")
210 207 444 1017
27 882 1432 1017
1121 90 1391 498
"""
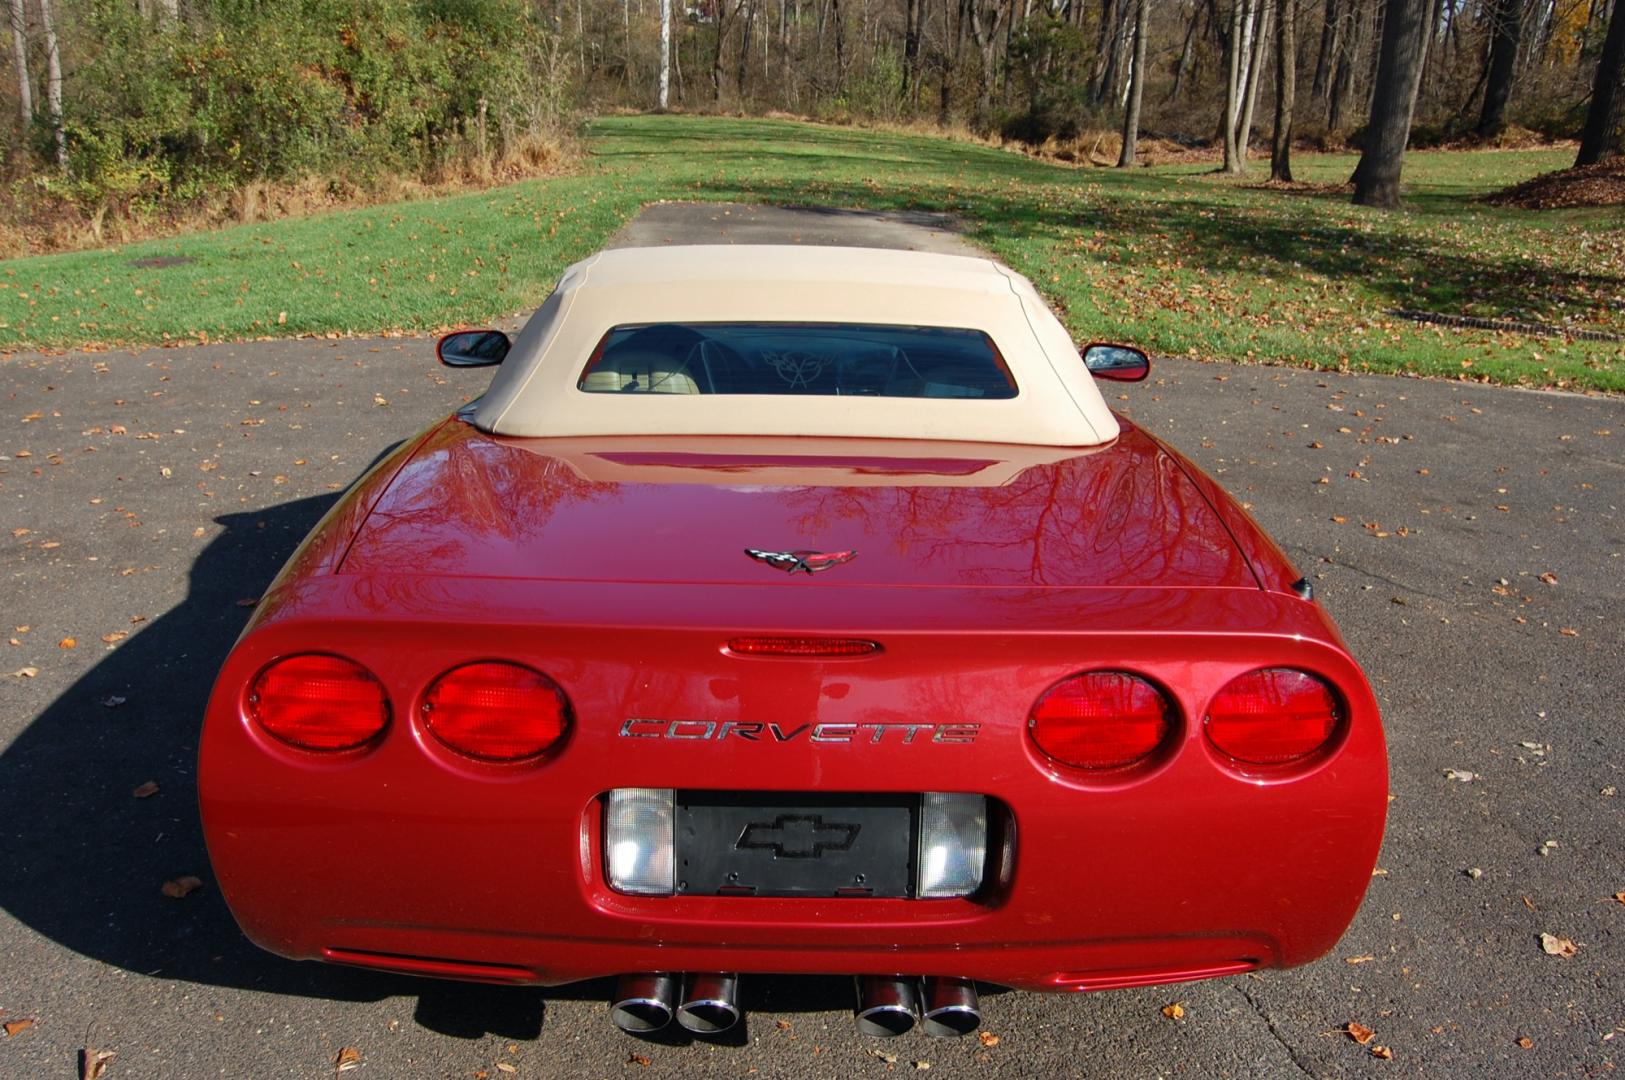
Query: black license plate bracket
675 791 917 898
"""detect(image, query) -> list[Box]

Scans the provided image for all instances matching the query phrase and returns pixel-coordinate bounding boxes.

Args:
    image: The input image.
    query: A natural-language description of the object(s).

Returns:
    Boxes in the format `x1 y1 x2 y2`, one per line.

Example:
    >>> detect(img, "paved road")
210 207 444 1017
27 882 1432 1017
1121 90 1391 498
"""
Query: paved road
1 206 1620 1079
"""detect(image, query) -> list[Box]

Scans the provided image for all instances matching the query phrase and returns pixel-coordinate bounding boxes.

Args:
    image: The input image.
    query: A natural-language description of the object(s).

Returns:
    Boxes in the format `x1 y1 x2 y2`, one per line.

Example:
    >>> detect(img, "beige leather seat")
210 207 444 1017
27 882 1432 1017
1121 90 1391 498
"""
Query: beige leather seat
581 346 701 394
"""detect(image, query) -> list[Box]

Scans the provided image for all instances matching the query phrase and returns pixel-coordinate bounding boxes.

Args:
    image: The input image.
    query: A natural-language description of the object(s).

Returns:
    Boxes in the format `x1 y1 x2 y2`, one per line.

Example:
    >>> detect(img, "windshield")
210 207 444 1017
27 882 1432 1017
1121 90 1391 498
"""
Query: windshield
577 323 1018 399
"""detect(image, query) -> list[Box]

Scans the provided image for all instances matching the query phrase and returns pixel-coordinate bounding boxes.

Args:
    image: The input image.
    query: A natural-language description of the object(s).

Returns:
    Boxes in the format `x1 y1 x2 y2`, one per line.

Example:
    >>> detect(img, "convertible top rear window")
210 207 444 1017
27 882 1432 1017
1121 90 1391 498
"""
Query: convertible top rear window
577 323 1018 399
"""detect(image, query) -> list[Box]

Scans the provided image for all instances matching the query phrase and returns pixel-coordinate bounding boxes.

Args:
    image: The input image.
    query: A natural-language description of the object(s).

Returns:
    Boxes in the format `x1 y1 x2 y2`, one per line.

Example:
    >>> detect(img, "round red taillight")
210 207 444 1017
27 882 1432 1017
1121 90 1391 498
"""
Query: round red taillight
421 662 571 762
1206 668 1342 765
248 653 390 751
1029 671 1173 770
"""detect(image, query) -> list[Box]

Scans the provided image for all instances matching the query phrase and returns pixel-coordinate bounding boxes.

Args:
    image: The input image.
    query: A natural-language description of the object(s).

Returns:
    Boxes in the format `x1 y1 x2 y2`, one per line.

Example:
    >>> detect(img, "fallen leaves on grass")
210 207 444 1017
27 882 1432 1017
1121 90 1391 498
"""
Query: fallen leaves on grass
1539 932 1578 958
162 875 203 899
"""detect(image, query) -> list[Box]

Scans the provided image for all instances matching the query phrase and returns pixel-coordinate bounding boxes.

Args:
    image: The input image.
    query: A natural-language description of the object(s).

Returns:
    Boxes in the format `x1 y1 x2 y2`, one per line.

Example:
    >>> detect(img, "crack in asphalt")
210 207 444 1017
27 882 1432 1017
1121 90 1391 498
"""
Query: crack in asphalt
1232 983 1320 1079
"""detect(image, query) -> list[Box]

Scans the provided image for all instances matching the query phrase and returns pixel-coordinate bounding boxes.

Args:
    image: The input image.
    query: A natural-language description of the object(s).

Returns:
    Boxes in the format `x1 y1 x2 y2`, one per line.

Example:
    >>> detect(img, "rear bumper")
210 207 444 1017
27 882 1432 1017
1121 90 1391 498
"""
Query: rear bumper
200 578 1387 993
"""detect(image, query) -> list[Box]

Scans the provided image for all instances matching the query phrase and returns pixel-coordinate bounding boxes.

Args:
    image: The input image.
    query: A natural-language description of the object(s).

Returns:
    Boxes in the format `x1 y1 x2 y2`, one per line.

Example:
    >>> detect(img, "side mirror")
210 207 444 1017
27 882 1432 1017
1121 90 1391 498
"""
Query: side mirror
1082 343 1150 382
437 329 511 368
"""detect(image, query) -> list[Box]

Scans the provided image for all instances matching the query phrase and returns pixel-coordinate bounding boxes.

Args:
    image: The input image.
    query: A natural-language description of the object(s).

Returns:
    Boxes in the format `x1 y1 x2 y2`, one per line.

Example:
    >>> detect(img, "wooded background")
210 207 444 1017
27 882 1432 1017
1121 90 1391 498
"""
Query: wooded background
2 0 1621 215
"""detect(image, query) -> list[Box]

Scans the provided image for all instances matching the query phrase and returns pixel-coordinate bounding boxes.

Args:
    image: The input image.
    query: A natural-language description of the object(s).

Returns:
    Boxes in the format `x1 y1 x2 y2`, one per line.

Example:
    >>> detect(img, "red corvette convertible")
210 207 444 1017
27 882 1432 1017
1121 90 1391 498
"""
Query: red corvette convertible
200 245 1387 1039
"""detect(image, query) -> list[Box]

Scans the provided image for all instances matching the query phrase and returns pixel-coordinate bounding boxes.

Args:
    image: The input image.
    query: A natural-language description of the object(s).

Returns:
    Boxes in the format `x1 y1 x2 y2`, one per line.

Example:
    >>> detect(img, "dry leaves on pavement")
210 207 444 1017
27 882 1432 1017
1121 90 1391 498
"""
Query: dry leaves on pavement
335 1046 362 1073
1540 933 1579 958
162 876 203 899
4 1018 35 1037
80 1047 116 1080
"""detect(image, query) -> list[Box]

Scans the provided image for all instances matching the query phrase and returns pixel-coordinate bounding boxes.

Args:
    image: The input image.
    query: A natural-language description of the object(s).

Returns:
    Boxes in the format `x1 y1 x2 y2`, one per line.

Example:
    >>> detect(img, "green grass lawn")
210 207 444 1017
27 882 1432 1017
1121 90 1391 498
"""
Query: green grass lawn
2 115 1621 390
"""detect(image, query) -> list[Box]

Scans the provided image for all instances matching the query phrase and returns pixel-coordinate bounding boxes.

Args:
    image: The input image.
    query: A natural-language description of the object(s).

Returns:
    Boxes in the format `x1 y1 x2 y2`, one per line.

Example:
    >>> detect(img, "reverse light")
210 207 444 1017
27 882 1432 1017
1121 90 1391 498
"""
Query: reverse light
421 661 571 762
1028 671 1173 769
916 793 988 898
1206 668 1342 765
248 653 390 751
605 788 676 895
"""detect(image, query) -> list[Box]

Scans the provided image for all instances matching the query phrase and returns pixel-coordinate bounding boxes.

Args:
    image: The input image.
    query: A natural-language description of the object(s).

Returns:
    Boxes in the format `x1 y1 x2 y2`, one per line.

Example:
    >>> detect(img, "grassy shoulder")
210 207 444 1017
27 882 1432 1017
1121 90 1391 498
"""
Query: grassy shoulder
1 115 1619 391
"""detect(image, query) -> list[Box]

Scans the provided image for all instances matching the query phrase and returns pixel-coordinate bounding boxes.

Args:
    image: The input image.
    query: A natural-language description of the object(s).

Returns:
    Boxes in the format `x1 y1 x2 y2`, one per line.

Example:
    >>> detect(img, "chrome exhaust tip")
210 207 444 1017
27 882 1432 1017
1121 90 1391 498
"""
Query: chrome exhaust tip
676 972 741 1034
920 976 981 1038
854 975 920 1037
610 972 679 1033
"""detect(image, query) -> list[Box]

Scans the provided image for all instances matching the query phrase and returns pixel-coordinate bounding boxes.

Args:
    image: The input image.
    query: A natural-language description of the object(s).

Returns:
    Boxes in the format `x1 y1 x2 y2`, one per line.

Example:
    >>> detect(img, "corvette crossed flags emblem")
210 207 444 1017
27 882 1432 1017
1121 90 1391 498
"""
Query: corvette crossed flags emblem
744 548 858 575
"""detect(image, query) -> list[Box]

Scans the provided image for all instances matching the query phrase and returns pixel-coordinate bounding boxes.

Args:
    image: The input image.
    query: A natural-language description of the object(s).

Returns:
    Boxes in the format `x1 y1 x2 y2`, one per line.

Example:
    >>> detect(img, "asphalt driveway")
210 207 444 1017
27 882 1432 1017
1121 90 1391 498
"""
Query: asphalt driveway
0 205 1620 1078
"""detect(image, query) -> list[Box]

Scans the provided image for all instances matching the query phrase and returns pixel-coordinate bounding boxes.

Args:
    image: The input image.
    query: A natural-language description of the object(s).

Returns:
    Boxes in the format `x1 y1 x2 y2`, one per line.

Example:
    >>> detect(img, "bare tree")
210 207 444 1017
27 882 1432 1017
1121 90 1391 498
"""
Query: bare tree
1235 0 1271 159
39 0 66 167
1475 0 1522 138
1270 0 1295 180
1351 0 1429 207
1576 4 1624 165
966 0 1010 120
658 0 671 109
6 0 30 129
1222 0 1249 171
1118 0 1149 165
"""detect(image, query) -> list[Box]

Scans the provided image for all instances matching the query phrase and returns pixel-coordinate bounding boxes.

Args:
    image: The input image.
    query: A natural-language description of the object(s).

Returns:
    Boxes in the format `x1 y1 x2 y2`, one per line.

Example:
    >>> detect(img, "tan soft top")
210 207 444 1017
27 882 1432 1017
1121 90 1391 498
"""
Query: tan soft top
472 245 1119 447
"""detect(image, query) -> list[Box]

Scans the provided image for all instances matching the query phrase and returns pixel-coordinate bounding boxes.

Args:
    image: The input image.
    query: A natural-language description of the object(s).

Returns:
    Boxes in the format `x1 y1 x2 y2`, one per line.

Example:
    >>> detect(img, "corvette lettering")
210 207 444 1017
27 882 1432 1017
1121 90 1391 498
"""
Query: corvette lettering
619 718 979 744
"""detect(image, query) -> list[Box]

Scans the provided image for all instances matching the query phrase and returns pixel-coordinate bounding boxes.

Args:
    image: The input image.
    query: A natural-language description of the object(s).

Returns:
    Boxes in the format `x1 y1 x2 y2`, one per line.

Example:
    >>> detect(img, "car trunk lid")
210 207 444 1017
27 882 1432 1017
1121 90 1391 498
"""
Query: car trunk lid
339 419 1259 591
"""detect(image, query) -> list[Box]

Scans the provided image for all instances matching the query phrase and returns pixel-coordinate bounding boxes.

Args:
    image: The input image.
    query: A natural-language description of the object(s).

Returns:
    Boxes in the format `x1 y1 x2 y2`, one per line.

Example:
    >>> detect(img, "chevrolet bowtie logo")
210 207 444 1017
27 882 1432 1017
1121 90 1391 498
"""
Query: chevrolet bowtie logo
736 814 860 860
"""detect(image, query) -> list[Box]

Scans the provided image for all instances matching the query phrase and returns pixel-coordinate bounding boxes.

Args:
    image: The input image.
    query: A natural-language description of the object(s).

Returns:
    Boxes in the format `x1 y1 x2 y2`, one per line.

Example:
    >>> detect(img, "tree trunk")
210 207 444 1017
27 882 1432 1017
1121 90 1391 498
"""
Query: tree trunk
966 0 1006 121
1576 4 1625 164
903 0 922 97
1099 0 1131 105
1222 0 1248 171
1326 0 1364 131
1351 0 1428 208
1167 0 1201 101
658 0 671 109
6 0 30 129
737 0 755 98
1118 0 1149 166
39 0 66 168
1090 0 1120 103
940 0 962 123
1311 0 1340 102
1235 0 1272 160
1271 0 1295 180
712 0 732 101
1474 0 1522 138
